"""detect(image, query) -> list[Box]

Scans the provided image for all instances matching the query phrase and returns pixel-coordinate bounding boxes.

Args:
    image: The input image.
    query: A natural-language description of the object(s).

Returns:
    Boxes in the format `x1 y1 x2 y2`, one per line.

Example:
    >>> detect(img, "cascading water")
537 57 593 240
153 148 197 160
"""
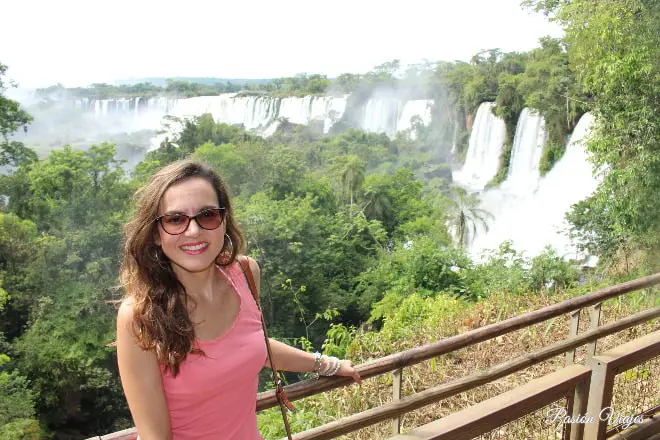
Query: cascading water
452 102 507 190
357 99 433 137
503 108 546 191
31 92 433 149
72 94 432 151
468 112 600 259
360 98 400 136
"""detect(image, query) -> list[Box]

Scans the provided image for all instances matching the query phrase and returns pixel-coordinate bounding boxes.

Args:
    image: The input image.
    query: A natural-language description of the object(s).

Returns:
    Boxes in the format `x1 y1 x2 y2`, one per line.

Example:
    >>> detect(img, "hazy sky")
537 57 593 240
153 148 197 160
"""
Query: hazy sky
1 0 562 88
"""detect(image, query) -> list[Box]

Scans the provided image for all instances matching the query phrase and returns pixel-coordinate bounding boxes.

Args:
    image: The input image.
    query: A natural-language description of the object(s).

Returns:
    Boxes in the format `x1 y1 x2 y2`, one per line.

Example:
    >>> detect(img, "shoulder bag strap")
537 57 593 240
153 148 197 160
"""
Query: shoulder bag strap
238 257 295 440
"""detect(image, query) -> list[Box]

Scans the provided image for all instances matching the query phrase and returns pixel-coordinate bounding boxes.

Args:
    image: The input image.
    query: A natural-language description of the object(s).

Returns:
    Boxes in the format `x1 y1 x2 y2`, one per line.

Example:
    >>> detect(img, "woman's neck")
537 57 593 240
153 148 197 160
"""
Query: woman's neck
172 263 222 303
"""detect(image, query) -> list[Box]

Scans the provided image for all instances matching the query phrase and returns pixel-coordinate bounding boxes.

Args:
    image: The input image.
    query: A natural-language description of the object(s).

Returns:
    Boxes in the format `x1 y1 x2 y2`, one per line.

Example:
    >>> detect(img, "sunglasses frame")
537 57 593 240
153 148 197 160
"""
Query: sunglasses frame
154 207 227 236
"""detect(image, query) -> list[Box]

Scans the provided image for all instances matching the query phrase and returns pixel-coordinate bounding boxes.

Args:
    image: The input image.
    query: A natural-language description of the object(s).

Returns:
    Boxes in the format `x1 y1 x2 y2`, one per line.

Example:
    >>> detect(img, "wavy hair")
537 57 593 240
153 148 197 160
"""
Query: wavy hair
119 159 245 376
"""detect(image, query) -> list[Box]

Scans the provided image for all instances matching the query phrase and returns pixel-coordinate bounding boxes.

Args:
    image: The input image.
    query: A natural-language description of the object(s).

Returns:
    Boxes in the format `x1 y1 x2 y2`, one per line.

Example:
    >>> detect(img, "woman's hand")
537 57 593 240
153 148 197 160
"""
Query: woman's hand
336 359 361 383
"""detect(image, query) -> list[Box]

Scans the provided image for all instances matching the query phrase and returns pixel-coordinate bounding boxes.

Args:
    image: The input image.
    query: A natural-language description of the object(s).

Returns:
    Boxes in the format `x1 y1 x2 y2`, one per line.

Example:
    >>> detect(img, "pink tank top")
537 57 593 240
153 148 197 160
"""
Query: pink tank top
159 262 267 439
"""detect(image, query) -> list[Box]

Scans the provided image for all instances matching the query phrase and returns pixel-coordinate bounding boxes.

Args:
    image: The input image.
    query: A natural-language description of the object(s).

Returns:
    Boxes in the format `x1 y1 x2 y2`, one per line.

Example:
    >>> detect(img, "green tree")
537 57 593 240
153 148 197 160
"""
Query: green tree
193 142 248 196
0 213 39 339
0 64 32 141
0 367 40 440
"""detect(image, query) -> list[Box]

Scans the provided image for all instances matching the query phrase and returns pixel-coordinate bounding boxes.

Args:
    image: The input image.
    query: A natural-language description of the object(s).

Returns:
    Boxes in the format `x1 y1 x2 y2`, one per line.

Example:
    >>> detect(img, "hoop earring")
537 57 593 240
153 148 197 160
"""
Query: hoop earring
223 233 233 254
217 233 234 265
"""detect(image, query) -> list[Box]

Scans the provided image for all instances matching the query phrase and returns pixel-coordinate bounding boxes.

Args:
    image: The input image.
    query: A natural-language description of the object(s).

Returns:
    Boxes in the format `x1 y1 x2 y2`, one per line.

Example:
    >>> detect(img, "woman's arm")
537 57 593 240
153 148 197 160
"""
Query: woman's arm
116 299 172 440
245 256 360 383
267 338 361 383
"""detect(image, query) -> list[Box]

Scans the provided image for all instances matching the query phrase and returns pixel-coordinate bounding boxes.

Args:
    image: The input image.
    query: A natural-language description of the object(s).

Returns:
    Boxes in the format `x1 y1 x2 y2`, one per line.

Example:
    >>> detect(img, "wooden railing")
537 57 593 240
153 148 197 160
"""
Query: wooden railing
87 273 660 440
387 330 660 440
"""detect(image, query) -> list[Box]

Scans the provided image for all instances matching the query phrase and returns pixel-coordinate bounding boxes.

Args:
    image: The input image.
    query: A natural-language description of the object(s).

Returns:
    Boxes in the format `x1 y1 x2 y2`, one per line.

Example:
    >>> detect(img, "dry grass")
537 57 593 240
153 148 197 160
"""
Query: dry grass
288 284 659 440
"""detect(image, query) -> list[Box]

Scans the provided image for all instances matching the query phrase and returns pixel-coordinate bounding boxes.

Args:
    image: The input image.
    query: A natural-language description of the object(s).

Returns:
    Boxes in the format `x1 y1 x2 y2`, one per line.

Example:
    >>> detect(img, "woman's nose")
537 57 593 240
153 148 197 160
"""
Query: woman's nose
184 217 202 236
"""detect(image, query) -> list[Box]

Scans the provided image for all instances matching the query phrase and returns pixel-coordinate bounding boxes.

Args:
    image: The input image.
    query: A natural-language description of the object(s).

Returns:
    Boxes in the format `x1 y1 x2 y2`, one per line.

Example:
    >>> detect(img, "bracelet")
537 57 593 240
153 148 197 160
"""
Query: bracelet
319 355 341 377
312 352 322 378
319 355 334 376
329 358 342 376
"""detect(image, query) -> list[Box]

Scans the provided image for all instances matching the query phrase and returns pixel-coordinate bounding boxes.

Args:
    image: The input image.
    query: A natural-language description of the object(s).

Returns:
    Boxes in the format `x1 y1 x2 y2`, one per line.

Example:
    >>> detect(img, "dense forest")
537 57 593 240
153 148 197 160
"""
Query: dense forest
0 0 658 438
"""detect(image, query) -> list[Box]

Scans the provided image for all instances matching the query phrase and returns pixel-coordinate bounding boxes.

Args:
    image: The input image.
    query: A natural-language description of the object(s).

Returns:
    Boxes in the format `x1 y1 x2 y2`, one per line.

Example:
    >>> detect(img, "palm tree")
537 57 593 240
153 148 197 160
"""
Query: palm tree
334 155 366 208
361 176 395 232
447 185 493 249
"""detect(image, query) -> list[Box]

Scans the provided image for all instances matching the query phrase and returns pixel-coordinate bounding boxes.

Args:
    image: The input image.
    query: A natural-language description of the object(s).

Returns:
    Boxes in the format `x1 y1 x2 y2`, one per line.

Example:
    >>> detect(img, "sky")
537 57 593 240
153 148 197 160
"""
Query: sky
0 0 562 89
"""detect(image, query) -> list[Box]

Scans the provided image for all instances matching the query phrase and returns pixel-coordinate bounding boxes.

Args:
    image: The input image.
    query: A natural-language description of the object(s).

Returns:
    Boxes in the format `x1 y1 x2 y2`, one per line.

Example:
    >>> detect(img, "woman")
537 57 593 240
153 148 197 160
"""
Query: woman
116 159 360 439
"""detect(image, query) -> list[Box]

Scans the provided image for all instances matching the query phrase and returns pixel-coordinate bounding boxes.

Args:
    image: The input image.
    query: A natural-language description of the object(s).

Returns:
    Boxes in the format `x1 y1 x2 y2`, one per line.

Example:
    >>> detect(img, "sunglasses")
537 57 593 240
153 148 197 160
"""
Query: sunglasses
155 208 227 235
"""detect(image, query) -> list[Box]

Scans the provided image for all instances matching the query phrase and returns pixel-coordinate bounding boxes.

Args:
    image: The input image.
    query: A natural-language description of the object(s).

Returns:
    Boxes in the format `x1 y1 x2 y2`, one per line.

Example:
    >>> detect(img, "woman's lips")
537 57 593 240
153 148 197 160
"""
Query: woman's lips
180 242 209 255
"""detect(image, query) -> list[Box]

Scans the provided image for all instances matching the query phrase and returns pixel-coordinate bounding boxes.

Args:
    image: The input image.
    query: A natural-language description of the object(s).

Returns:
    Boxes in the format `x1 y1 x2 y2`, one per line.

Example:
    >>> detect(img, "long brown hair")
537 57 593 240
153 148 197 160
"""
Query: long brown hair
119 159 245 375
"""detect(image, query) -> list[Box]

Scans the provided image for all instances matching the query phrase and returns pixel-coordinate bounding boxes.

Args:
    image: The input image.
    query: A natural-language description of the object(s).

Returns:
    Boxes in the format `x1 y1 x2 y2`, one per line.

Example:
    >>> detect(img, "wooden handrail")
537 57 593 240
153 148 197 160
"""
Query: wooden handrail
282 307 660 440
257 273 660 410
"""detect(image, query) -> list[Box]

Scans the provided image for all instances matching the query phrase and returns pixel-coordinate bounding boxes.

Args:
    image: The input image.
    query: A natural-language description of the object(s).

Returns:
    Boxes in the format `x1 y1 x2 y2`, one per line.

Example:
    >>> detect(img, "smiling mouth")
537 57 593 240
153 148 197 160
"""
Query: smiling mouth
181 243 209 254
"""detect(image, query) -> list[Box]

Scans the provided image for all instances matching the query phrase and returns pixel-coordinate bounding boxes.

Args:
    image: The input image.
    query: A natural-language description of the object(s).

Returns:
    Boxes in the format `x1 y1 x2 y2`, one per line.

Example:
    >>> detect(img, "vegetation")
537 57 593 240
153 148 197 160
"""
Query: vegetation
35 74 333 101
258 270 658 439
0 0 658 436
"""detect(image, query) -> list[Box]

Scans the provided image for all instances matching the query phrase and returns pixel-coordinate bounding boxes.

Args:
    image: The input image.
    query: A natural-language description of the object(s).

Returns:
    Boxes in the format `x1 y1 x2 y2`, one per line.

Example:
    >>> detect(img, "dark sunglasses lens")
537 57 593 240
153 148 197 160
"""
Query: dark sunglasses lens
161 214 190 234
197 209 223 230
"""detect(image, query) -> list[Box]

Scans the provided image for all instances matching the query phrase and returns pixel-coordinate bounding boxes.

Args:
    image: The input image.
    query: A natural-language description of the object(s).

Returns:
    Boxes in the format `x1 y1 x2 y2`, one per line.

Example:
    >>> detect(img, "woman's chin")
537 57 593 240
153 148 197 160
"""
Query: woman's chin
171 258 217 275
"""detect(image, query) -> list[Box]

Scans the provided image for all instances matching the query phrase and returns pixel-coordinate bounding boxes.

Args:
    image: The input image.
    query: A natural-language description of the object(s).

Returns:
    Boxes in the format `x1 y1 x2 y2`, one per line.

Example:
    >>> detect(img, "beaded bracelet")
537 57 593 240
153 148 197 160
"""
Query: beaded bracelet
328 357 342 376
320 355 340 377
312 352 323 378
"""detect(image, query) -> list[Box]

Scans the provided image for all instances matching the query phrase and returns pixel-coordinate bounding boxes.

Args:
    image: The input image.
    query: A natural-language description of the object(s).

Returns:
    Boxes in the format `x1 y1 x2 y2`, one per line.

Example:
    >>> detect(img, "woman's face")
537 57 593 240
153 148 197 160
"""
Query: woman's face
155 177 226 276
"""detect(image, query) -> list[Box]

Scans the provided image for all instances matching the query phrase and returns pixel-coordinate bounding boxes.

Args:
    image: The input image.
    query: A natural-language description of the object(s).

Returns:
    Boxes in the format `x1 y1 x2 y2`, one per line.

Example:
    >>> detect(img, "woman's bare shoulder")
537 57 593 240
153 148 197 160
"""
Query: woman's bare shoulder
237 254 260 276
117 297 138 330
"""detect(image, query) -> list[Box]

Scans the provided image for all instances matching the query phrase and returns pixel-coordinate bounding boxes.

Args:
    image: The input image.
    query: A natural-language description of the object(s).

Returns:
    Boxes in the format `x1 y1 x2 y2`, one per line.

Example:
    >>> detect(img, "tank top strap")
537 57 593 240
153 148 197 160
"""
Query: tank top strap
217 261 260 313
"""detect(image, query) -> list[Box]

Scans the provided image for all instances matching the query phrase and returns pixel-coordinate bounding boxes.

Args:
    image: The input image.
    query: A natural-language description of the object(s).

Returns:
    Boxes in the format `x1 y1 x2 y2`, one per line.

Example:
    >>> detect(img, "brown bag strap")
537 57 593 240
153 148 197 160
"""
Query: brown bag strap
237 257 295 440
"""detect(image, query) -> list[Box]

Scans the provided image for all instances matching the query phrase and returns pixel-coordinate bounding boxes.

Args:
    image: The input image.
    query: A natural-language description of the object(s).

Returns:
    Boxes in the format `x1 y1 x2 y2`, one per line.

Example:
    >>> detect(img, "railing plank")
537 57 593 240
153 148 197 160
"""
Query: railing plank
607 416 660 440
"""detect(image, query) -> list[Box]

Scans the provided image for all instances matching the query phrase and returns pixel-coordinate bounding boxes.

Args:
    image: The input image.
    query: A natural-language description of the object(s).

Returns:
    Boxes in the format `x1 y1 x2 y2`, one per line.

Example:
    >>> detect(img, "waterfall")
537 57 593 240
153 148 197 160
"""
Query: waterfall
469 113 599 258
452 102 506 190
71 94 349 139
163 94 348 135
360 98 400 135
502 108 547 190
278 95 347 132
358 98 433 137
58 94 432 143
20 92 434 160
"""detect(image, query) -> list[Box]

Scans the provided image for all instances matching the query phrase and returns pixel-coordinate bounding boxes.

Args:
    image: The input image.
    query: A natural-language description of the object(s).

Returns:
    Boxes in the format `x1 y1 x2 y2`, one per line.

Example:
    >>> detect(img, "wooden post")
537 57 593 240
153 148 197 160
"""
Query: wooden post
587 303 601 359
568 378 590 440
583 357 614 440
392 368 403 434
565 310 581 366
